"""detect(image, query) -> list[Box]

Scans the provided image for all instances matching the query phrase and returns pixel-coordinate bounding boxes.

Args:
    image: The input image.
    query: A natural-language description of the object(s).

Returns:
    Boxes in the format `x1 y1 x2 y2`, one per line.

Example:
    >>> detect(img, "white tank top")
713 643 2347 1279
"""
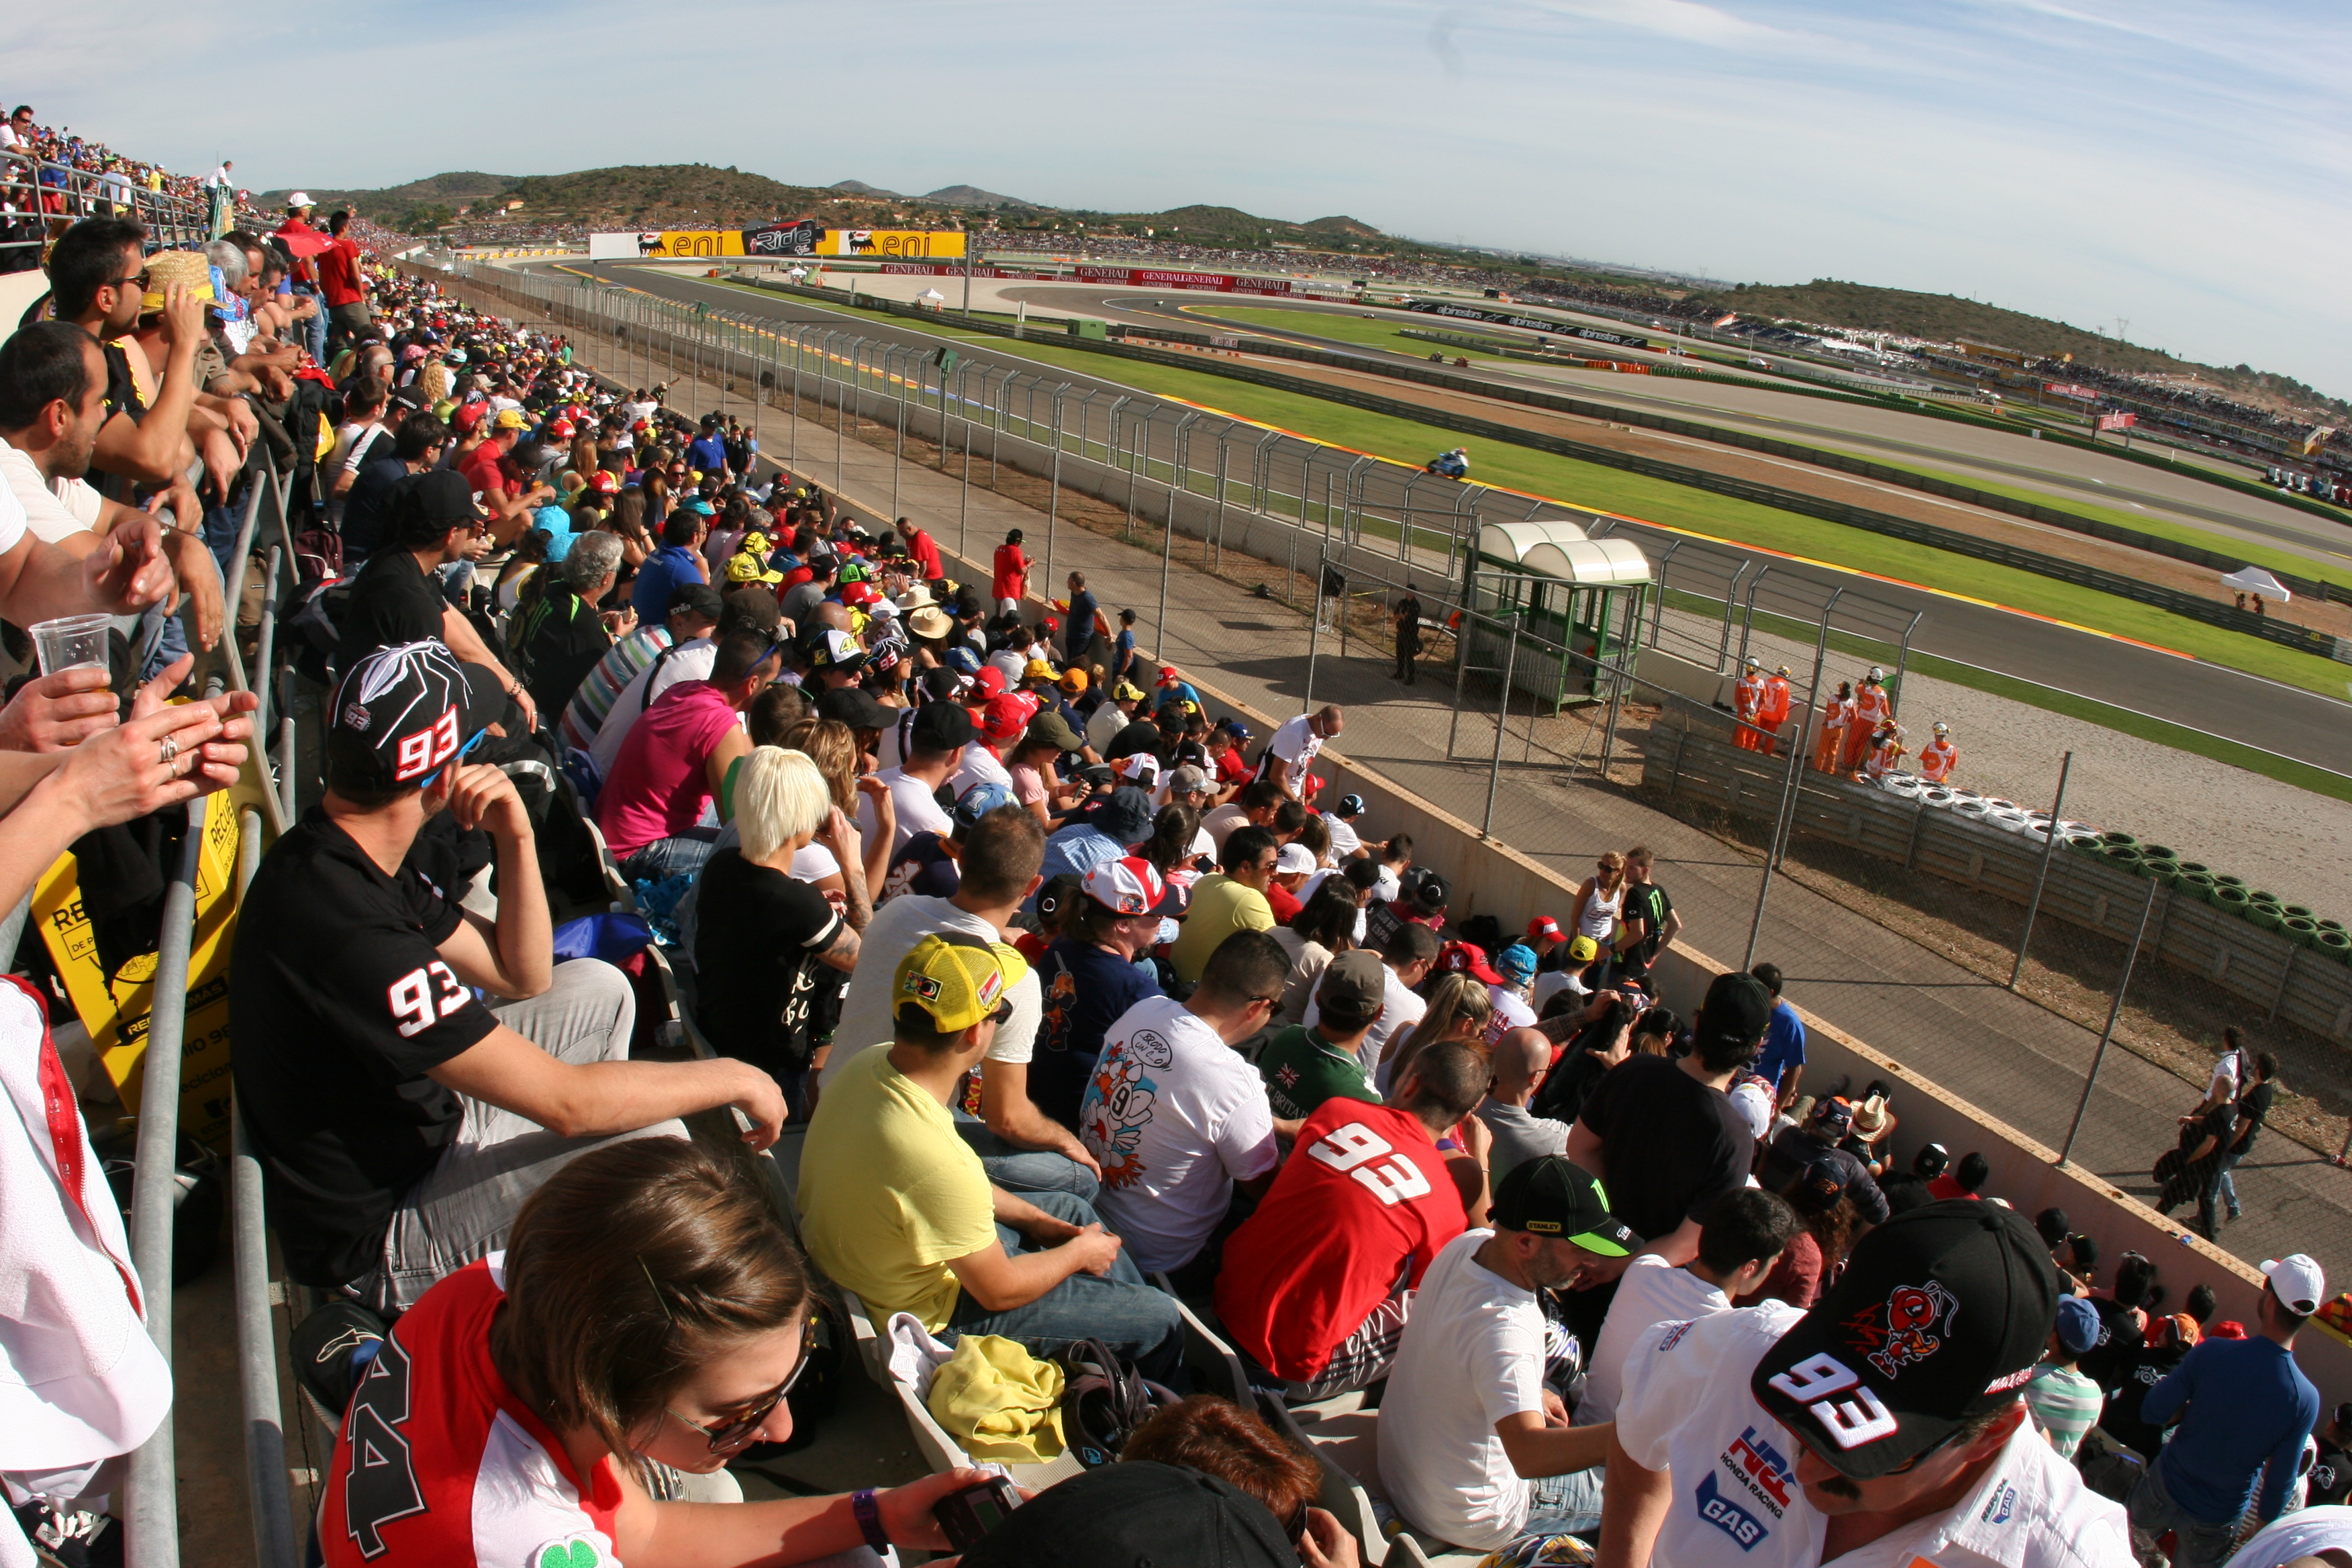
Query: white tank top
1579 881 1624 940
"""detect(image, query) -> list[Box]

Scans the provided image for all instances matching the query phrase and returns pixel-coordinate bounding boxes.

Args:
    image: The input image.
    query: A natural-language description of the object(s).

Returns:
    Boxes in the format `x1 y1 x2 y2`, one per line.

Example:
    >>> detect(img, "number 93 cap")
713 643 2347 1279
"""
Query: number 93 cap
1751 1199 2058 1479
326 640 507 789
1489 1155 1634 1257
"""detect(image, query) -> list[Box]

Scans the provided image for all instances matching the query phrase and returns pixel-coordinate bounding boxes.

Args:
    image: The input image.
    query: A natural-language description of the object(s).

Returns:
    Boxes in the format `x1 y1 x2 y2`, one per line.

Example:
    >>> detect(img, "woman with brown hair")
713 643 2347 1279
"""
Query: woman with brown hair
1120 1395 1355 1564
317 1136 994 1565
607 486 652 571
1736 1157 1875 1311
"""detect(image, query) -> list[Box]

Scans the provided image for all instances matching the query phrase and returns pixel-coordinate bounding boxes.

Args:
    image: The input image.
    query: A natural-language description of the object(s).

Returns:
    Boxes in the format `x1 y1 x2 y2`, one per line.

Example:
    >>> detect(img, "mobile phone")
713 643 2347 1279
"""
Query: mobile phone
933 1475 1023 1551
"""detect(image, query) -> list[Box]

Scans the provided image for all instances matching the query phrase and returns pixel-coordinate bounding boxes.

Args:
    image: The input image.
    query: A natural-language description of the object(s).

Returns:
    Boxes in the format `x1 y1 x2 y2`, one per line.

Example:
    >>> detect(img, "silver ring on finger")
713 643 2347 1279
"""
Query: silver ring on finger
157 736 179 768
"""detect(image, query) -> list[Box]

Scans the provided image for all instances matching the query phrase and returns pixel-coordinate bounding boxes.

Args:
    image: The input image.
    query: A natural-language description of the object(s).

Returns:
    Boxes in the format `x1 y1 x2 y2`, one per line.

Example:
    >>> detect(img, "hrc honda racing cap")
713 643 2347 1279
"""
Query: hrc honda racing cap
326 640 505 791
1751 1199 2059 1479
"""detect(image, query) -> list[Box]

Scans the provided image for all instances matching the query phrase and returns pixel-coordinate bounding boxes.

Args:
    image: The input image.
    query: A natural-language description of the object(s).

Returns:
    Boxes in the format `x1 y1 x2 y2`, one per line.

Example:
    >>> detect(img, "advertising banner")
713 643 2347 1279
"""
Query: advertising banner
1397 299 1651 350
814 229 967 258
1071 266 1292 295
2097 411 2138 432
742 219 824 257
2042 383 2100 401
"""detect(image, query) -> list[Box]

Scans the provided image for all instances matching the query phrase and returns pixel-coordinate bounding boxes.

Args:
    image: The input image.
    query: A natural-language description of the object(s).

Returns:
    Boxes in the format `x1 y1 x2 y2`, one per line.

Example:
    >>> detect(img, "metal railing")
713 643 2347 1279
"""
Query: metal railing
1 152 226 255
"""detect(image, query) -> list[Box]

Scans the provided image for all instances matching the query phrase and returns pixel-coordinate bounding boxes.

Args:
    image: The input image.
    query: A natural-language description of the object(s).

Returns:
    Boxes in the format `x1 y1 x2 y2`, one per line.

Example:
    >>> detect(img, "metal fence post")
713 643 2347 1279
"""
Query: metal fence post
787 326 801 471
1046 385 1069 592
1306 550 1324 714
1159 411 1199 647
891 346 908 518
126 795 207 1568
1212 440 1230 573
2008 752 2075 989
1745 589 1841 962
1483 614 1521 838
2059 876 2162 1165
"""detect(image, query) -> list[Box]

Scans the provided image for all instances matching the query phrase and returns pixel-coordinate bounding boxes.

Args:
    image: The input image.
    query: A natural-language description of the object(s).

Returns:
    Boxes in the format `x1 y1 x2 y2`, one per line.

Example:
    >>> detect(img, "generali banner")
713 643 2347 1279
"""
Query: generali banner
1399 299 1653 350
1071 266 1293 295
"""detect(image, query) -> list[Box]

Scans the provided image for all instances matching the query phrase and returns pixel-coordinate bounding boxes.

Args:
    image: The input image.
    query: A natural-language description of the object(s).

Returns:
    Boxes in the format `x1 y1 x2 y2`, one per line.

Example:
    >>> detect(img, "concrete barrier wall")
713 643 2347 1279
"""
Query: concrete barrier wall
1648 723 2352 1044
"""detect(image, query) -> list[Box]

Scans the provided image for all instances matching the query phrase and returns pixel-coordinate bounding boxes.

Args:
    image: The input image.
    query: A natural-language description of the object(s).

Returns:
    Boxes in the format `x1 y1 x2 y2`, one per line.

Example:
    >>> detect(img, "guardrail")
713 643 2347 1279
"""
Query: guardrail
1 153 223 256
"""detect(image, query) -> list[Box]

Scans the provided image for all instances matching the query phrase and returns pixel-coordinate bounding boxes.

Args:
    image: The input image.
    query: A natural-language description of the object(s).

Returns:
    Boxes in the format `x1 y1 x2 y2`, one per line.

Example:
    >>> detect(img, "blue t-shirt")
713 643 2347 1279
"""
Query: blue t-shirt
687 434 728 475
630 544 704 624
1032 824 1130 916
1065 590 1098 654
1756 999 1806 1092
882 832 959 902
2145 1335 2320 1524
1031 937 1162 1130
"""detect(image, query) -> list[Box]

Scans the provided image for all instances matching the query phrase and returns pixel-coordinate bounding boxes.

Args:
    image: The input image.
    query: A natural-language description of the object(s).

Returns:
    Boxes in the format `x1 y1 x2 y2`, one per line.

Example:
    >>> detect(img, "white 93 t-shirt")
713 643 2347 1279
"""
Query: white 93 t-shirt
1614 1305 2133 1568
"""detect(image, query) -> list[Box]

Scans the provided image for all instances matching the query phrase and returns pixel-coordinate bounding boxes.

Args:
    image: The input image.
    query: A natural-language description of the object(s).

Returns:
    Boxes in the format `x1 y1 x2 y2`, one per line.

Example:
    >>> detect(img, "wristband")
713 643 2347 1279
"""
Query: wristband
850 1487 889 1553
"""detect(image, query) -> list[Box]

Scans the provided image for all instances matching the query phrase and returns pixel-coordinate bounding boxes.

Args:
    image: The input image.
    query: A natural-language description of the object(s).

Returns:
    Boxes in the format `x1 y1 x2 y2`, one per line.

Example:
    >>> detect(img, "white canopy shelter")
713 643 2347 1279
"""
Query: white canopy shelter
2220 566 2290 602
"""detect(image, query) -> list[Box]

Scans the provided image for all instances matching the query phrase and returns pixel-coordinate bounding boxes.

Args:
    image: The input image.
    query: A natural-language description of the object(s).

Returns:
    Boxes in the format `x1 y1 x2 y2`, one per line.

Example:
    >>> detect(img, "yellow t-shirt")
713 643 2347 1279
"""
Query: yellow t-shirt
1169 873 1276 985
797 1044 995 1332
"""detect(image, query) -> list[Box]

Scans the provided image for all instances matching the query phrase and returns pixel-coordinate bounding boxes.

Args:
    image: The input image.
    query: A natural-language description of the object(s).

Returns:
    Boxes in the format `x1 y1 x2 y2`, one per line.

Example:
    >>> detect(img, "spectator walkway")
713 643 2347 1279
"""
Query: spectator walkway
559 320 2352 1297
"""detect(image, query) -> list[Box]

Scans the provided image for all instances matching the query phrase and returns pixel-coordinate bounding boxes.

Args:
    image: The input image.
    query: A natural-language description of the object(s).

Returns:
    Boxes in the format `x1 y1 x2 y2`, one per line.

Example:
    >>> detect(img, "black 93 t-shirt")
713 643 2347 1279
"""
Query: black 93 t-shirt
230 805 497 1287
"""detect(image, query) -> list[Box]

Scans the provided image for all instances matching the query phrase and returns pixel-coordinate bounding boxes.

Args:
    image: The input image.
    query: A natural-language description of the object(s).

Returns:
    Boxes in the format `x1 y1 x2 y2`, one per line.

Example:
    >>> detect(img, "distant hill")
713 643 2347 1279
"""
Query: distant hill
829 180 901 198
1687 277 2345 418
922 184 1036 210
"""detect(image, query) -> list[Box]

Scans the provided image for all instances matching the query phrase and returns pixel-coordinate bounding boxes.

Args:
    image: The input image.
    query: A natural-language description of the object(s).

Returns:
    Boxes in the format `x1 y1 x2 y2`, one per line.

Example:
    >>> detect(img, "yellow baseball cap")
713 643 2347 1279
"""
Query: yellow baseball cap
1568 935 1599 963
493 408 528 431
894 933 1028 1036
725 552 783 585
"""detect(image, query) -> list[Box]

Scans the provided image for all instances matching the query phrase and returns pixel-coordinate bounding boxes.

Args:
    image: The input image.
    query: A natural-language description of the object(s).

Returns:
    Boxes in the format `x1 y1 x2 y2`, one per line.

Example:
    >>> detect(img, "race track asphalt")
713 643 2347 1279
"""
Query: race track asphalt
553 260 2352 776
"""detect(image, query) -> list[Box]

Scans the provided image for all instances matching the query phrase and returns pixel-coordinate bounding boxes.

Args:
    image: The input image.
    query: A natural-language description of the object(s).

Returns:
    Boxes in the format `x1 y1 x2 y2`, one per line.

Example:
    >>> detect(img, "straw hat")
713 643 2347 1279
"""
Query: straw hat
140 249 213 313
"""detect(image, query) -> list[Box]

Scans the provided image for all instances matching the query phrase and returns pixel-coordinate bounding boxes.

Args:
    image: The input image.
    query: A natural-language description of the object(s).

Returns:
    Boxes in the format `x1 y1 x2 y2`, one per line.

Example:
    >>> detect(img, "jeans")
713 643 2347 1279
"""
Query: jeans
293 287 326 366
1515 1465 1606 1542
944 1189 1185 1385
354 961 685 1312
953 1113 1101 1203
2126 1458 2240 1568
622 828 722 884
2200 1149 2247 1233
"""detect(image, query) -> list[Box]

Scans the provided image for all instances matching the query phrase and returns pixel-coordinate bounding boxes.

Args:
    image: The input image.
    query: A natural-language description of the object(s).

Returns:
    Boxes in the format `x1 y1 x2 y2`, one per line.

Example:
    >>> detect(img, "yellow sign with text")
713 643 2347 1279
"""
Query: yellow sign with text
640 230 745 258
34 783 260 1154
814 229 967 259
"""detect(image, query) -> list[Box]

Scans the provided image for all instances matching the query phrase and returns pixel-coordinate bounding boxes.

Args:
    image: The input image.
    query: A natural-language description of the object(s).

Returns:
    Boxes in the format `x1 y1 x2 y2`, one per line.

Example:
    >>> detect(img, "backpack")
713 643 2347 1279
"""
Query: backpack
1057 1338 1177 1469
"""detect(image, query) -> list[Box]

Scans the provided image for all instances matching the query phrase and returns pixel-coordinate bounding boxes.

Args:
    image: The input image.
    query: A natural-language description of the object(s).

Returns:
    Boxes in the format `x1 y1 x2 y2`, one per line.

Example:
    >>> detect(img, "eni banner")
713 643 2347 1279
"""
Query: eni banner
591 226 966 261
34 776 264 1154
813 229 967 258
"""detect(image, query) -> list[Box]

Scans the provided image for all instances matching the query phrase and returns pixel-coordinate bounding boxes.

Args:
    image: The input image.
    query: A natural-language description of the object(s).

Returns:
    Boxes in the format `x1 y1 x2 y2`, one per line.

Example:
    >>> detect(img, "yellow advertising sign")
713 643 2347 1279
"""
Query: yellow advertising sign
34 781 262 1154
814 229 967 259
639 230 745 258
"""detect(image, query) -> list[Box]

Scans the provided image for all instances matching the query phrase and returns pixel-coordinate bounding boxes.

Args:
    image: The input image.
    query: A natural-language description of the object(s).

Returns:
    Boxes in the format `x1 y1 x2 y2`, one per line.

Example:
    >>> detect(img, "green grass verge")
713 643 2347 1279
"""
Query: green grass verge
700 280 2352 705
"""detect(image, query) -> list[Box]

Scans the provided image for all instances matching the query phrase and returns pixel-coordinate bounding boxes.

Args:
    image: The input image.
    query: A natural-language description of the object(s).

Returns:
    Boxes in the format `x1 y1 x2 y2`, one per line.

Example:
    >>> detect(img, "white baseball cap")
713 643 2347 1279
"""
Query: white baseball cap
1275 842 1318 876
2263 1255 2326 1316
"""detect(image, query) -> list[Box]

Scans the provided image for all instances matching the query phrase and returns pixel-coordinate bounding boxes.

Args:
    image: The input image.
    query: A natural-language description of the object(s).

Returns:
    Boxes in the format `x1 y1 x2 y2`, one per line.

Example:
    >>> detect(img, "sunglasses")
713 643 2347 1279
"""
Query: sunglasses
665 1354 811 1454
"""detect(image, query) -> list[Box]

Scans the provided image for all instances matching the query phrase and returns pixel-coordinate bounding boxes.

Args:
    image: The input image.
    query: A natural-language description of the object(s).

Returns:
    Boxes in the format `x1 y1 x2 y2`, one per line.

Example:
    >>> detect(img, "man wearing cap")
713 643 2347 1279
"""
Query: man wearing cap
1380 1157 1631 1551
1488 942 1541 1040
1265 840 1318 924
1084 679 1146 755
857 699 961 861
232 641 785 1312
1322 792 1371 860
1220 1042 1490 1398
1032 781 1157 920
1310 922 1440 1083
1602 1201 2130 1568
1758 1099 1893 1239
336 468 538 729
1567 971 1764 1304
2125 1255 2324 1566
1170 825 1282 986
1079 929 1289 1279
458 406 552 540
1031 850 1179 1130
798 934 1183 1379
1365 867 1450 953
2023 1297 2104 1459
1258 950 1388 1122
948 691 1026 796
801 626 869 695
883 779 1012 901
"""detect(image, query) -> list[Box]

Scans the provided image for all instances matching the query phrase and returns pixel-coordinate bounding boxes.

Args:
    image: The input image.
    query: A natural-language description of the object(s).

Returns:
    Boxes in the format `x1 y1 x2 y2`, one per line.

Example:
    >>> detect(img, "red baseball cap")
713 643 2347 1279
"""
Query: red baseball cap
973 667 1009 699
1082 856 1188 918
980 693 1030 741
840 582 880 607
452 400 489 430
1528 916 1564 940
588 470 620 495
1438 941 1506 985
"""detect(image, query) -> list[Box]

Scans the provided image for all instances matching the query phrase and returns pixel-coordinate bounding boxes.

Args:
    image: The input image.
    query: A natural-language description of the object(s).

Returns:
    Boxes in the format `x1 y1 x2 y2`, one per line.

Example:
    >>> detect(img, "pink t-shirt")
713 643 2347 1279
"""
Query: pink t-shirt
595 681 738 856
1008 762 1050 807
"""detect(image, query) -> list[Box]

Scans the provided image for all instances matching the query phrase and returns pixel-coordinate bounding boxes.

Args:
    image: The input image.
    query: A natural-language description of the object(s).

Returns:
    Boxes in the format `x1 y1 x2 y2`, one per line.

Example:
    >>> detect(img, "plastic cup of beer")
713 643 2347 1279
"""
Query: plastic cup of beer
30 614 111 677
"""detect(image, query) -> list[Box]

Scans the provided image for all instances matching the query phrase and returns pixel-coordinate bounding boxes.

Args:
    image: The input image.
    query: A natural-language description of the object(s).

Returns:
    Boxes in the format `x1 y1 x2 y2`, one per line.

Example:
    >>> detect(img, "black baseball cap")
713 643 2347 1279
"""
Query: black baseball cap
1406 868 1450 913
1035 871 1085 924
395 468 487 532
666 583 725 622
818 685 892 732
1489 1155 1634 1257
959 1462 1295 1568
1695 971 1774 1055
1751 1199 2059 1480
909 699 975 752
327 640 505 791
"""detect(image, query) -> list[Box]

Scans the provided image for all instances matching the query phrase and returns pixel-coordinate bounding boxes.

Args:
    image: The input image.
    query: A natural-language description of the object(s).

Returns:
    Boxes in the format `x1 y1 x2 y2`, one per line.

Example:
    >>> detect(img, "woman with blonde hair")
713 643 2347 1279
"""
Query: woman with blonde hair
1567 850 1626 985
1379 971 1493 1094
694 746 863 1114
781 716 891 896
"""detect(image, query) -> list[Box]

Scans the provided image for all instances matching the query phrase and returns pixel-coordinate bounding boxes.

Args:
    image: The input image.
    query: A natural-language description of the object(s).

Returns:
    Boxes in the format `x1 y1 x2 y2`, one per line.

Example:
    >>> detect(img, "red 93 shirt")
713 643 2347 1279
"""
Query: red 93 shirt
1214 1099 1465 1381
230 810 499 1287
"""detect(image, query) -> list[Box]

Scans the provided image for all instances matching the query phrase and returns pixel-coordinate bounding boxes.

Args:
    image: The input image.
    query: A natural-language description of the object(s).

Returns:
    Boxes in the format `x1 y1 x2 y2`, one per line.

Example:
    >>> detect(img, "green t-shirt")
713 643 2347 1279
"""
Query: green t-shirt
1258 1024 1379 1121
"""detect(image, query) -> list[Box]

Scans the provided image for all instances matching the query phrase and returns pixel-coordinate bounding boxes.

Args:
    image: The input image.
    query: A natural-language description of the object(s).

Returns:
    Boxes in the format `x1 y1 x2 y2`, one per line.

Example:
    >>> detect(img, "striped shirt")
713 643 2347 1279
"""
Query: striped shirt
559 624 671 755
2026 1363 2104 1459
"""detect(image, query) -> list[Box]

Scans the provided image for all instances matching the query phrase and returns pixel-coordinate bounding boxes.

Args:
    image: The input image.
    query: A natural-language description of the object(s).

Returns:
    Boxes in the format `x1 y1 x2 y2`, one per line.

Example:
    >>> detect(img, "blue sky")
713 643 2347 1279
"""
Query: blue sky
15 0 2346 394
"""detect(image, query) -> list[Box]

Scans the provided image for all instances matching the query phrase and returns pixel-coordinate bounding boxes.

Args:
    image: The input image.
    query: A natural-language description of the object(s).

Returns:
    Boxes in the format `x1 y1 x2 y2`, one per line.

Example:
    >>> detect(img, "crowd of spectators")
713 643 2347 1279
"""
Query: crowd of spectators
0 180 2339 1568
